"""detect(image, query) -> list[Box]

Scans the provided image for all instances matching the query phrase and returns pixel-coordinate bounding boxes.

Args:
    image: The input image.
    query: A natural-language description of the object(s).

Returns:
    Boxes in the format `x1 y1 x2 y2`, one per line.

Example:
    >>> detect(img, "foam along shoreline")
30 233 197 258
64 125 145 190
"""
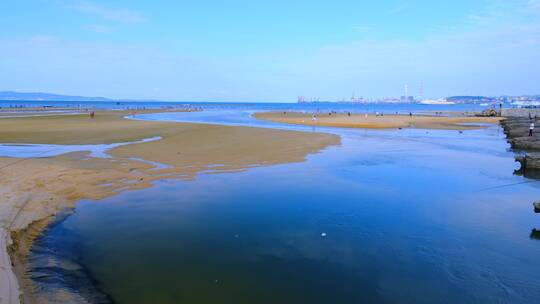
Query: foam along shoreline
253 111 502 130
0 110 340 304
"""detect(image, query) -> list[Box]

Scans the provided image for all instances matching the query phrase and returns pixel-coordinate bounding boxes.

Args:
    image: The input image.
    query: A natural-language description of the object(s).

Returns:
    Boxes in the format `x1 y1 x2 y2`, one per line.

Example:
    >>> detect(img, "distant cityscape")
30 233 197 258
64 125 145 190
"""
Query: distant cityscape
1 91 539 107
297 94 540 107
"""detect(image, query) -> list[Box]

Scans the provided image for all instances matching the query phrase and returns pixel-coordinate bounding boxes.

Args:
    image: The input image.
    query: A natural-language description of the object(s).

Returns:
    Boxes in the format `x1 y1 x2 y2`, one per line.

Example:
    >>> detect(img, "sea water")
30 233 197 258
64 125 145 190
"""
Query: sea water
26 108 540 303
0 100 488 113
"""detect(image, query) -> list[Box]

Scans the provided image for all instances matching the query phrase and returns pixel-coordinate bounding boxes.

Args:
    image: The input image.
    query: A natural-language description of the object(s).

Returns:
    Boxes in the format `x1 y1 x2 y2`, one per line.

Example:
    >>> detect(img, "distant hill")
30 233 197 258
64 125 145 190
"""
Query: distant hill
447 96 489 101
0 91 113 102
446 96 495 103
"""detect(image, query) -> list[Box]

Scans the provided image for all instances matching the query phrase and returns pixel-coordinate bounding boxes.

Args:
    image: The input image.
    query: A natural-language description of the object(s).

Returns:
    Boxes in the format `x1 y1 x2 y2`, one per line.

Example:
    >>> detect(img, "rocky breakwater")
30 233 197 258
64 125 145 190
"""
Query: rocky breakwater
500 115 540 174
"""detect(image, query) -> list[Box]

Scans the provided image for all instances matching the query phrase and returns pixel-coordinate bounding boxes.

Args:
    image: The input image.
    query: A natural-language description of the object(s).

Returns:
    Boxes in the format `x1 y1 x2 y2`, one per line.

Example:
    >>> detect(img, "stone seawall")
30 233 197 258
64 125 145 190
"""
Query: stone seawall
500 116 540 172
502 108 540 118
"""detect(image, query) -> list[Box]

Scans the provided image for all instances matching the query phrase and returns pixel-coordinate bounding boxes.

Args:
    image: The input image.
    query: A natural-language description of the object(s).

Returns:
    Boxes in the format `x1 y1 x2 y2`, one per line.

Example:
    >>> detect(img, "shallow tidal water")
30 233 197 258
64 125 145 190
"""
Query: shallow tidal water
28 113 540 303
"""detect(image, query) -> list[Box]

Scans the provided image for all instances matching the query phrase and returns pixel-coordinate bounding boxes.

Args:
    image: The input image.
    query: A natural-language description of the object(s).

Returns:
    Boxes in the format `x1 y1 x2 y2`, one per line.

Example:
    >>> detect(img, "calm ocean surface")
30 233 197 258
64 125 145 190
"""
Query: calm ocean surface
23 104 540 303
0 100 489 114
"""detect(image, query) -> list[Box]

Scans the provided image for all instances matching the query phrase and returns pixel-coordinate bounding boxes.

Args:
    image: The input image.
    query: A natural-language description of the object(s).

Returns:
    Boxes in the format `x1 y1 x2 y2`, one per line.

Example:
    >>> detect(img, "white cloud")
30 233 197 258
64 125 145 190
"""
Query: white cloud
528 0 540 10
0 37 211 100
388 3 408 15
353 26 373 32
84 24 116 33
468 14 490 25
27 35 60 44
3 0 540 100
62 0 145 24
466 0 540 27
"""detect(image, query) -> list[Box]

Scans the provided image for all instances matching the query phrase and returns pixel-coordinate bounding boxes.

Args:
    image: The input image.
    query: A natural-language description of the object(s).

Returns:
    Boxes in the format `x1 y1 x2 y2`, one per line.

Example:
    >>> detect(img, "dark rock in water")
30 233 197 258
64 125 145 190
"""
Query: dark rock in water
506 129 533 139
477 108 499 117
530 229 540 240
534 202 540 213
508 137 540 150
501 117 540 172
516 153 540 172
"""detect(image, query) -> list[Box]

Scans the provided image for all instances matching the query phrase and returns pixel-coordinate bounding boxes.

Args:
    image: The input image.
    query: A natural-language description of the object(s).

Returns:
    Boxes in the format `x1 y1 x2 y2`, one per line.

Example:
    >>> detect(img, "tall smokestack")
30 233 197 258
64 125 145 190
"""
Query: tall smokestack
405 84 408 98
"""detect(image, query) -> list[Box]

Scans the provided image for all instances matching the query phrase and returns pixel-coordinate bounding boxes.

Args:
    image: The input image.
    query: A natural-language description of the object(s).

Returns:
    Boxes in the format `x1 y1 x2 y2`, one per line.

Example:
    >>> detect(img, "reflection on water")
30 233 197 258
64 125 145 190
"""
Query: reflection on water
27 211 113 303
28 117 540 303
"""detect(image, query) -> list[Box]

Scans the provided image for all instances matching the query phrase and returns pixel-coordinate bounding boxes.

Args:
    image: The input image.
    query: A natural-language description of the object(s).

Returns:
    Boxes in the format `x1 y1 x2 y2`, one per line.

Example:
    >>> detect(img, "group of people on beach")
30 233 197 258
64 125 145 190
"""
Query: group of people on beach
306 111 415 122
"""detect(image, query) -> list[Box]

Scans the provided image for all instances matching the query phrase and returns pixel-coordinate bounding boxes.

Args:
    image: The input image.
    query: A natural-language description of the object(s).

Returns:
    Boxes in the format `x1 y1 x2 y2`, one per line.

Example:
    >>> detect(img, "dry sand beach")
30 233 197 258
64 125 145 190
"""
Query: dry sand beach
0 110 340 304
254 111 502 130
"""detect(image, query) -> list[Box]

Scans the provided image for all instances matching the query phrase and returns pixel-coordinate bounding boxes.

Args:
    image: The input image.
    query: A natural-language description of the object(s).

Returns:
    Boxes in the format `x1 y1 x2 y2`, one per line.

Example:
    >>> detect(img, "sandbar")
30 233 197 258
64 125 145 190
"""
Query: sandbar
254 111 502 130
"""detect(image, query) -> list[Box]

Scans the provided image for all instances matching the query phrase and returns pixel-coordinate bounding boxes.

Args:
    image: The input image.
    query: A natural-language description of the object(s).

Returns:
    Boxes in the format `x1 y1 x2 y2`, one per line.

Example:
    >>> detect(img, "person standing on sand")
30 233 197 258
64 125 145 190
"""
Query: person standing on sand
530 121 535 136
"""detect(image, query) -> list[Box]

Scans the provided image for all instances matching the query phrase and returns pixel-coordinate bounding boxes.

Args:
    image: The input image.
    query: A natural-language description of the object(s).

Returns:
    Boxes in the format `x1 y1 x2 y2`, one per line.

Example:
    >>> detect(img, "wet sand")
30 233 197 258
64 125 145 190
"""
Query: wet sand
0 110 339 303
254 111 502 130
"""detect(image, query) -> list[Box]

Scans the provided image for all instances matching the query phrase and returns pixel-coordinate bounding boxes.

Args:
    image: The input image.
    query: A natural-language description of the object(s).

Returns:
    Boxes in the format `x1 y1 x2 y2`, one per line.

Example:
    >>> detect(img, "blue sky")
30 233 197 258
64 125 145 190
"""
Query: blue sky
1 0 539 101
